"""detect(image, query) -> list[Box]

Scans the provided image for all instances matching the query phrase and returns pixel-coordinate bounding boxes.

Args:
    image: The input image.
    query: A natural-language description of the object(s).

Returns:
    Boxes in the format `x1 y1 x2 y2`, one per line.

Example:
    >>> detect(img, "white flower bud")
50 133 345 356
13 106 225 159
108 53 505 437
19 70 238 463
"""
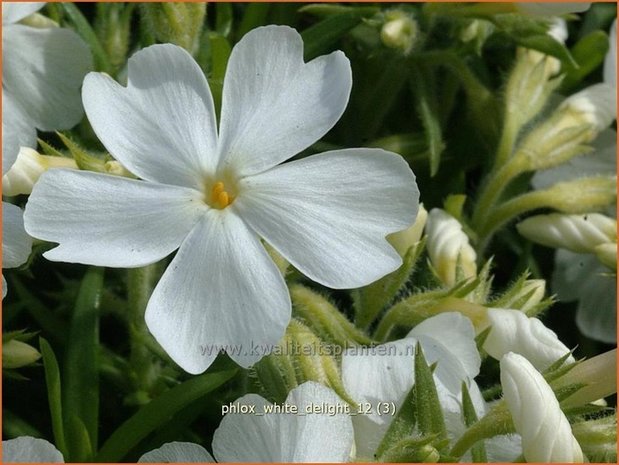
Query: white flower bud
2 339 41 369
500 352 584 463
2 147 77 196
380 12 417 55
425 209 477 286
558 83 617 134
388 203 427 257
594 242 617 270
517 213 616 254
483 308 574 371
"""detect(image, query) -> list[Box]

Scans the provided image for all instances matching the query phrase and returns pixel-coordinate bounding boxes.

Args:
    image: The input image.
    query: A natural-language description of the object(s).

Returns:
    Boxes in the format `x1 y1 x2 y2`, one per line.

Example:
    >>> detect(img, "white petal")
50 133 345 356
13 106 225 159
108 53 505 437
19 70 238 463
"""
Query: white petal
2 3 45 25
145 209 290 374
138 442 214 463
24 169 206 267
516 2 590 16
558 83 616 132
235 149 419 289
3 24 92 130
532 128 617 189
82 44 218 190
213 382 354 462
408 312 481 391
604 20 617 88
2 90 36 175
483 308 573 371
552 250 617 343
500 353 584 462
2 437 64 463
217 25 352 176
2 202 32 269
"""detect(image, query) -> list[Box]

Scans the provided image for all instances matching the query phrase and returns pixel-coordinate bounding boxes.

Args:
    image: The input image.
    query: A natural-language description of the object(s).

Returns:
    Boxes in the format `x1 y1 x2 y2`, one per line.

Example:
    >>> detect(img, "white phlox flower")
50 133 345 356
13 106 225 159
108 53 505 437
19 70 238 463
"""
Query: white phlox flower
482 308 574 371
515 2 590 16
425 208 477 286
2 2 92 172
517 212 616 254
2 201 33 298
2 437 64 463
500 352 584 462
24 26 419 374
341 312 495 460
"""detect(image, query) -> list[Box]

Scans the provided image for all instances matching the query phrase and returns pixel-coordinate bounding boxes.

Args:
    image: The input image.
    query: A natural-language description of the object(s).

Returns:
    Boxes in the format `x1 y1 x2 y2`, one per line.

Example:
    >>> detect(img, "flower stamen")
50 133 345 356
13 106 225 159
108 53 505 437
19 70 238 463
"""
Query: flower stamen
210 181 234 209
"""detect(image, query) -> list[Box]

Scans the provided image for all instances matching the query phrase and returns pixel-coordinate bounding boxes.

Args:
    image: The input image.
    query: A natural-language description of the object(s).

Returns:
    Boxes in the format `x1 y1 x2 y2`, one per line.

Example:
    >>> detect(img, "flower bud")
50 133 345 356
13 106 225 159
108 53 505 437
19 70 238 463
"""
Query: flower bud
388 203 427 257
2 339 41 369
2 147 78 196
517 213 616 254
541 176 617 213
380 11 418 55
425 209 477 286
558 83 617 134
483 308 574 371
140 3 206 55
500 352 584 462
594 242 617 270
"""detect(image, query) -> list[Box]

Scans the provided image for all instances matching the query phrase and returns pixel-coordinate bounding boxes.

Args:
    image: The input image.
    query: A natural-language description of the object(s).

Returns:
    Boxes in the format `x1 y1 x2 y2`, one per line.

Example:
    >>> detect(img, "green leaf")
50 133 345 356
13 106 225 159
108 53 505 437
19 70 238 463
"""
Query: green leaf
63 267 104 461
40 338 68 459
411 65 445 177
562 31 610 92
95 368 237 462
205 32 232 118
414 344 447 442
376 382 417 460
462 382 487 462
301 13 365 60
60 3 111 73
215 2 233 37
237 3 270 40
515 33 578 69
65 416 93 463
299 4 380 18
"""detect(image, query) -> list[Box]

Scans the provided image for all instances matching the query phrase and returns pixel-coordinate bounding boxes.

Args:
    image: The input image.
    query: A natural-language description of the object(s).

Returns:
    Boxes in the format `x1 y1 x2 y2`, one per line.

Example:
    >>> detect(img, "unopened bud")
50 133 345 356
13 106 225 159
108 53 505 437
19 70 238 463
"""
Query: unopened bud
380 11 418 55
3 339 41 369
388 204 428 257
3 147 78 196
425 209 477 286
541 176 617 213
517 213 616 254
594 242 617 270
558 83 617 134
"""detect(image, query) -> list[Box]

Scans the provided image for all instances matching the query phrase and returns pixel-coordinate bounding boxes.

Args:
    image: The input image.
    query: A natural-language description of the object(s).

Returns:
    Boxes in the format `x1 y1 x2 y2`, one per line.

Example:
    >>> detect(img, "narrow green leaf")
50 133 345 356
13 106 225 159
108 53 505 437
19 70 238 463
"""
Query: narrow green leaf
39 338 68 458
411 66 445 176
63 267 104 461
301 13 364 60
60 3 111 73
462 382 487 462
95 368 237 462
215 2 233 37
37 138 66 158
3 410 43 439
237 3 270 40
414 344 447 441
562 31 610 91
376 382 417 460
65 416 93 463
206 32 232 119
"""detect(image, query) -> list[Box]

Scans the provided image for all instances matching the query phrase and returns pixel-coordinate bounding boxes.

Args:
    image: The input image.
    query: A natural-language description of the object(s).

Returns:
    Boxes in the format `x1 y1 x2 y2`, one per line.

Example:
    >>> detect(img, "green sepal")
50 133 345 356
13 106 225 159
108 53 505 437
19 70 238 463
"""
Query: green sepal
375 382 417 459
461 382 487 463
379 435 442 462
414 343 447 442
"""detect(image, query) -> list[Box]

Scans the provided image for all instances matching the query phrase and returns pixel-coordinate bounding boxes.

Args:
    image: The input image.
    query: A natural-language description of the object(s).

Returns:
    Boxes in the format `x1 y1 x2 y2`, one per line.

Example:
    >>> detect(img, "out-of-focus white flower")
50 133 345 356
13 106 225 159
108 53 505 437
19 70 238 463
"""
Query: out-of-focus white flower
2 201 33 298
425 209 477 286
2 147 78 196
553 249 616 343
139 442 214 463
517 213 616 254
515 2 590 16
557 83 617 134
24 27 419 375
212 382 354 462
2 2 92 172
2 437 64 463
380 11 417 55
500 352 584 462
482 308 574 371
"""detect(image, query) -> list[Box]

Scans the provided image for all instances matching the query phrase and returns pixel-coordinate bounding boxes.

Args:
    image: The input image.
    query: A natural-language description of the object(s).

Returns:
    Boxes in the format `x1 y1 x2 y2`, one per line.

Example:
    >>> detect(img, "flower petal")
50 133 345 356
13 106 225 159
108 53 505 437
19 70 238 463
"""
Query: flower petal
82 44 218 190
235 149 419 289
212 382 354 462
3 24 92 131
2 90 36 175
552 249 617 343
1 3 45 25
138 442 214 463
24 169 206 267
408 312 481 391
145 210 290 374
2 437 64 463
2 202 32 269
217 25 352 176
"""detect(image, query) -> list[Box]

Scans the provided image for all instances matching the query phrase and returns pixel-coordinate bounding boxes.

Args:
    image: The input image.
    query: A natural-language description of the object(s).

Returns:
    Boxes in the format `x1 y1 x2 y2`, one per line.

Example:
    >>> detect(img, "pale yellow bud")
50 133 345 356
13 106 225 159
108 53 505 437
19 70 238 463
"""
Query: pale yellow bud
594 242 617 270
380 12 417 55
3 339 41 369
387 204 428 257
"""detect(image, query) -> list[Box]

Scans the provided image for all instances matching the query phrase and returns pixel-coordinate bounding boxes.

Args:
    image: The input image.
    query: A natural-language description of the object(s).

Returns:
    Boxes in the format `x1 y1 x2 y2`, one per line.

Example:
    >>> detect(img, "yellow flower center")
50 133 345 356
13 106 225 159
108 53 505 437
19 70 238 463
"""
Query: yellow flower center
209 181 235 209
